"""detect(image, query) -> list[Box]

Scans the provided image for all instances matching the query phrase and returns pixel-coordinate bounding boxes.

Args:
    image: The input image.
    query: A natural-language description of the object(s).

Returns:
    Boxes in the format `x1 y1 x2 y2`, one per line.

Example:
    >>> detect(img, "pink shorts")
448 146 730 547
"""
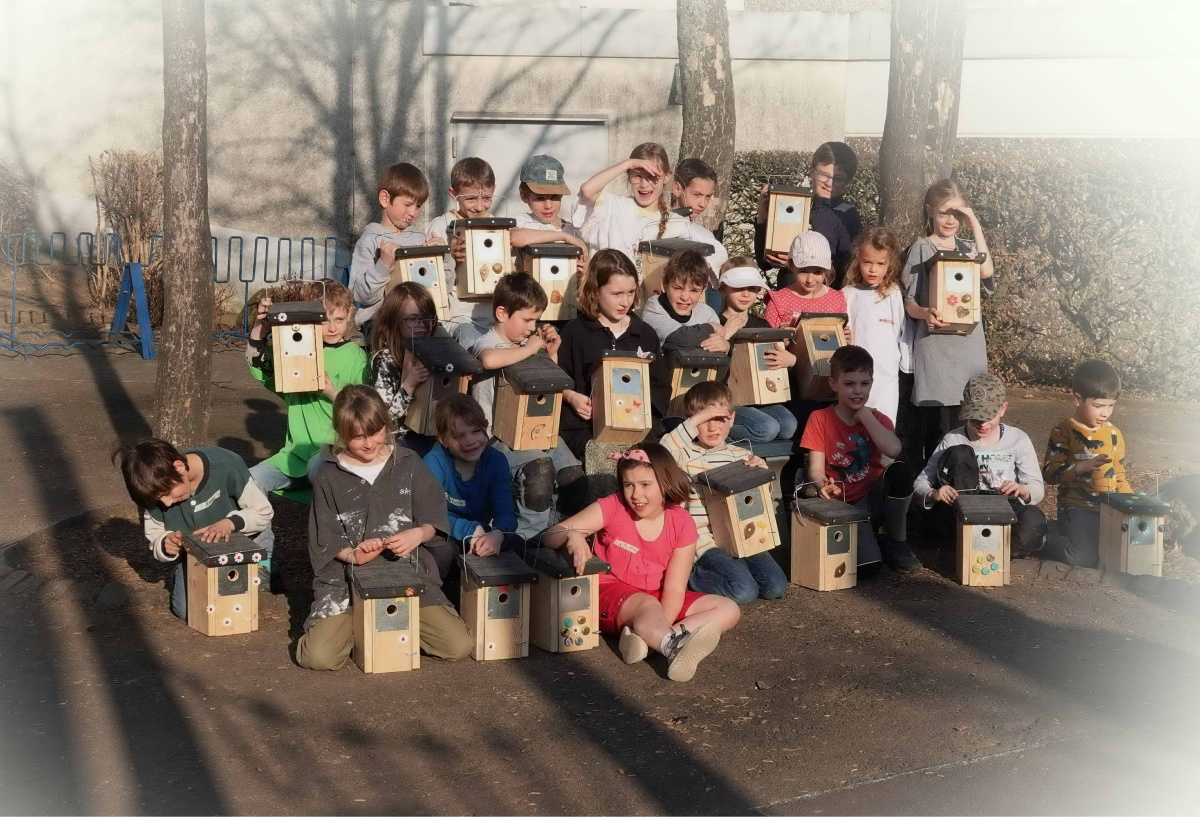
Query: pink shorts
597 577 707 635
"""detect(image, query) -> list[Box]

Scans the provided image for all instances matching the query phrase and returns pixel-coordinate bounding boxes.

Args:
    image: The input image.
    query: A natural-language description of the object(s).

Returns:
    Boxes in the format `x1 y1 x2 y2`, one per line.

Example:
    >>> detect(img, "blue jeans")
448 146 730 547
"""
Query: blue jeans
688 547 787 604
731 404 800 444
491 439 582 540
169 525 276 620
250 455 324 493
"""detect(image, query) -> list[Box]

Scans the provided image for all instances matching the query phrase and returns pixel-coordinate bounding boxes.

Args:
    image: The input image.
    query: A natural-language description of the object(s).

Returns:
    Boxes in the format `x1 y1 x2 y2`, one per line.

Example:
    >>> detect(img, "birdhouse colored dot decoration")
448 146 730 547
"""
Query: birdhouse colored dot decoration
764 184 814 255
520 242 582 321
526 547 611 654
460 552 537 662
267 301 327 393
1097 491 1171 577
493 352 573 451
402 336 483 436
924 251 987 336
183 531 265 637
635 238 714 297
790 496 871 591
590 350 654 445
389 244 451 322
728 328 794 406
455 217 516 300
954 494 1016 588
696 462 780 560
351 554 425 674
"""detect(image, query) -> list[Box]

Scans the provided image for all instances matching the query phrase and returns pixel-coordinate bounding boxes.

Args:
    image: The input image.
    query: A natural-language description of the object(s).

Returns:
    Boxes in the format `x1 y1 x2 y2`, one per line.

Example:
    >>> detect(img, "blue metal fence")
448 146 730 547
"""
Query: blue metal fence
0 231 350 359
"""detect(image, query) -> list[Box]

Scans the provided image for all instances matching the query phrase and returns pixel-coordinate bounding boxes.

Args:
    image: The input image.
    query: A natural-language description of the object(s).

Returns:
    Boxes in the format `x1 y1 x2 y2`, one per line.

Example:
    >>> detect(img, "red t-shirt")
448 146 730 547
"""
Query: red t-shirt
594 494 699 593
764 286 847 328
799 406 893 504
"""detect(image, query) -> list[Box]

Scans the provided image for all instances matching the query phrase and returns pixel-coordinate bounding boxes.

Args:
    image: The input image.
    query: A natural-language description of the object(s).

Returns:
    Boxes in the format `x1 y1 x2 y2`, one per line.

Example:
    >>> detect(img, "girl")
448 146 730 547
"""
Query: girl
573 142 689 265
541 444 741 682
763 231 847 329
296 385 473 670
902 179 996 462
844 227 910 424
556 250 668 459
369 282 441 457
716 256 799 443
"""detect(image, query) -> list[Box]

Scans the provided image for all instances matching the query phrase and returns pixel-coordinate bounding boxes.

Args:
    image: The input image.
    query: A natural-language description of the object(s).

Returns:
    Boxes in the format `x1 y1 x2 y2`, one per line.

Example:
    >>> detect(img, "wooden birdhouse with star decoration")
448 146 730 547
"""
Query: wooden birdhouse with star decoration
525 547 611 654
182 530 267 637
389 244 451 322
351 553 425 674
460 551 538 661
455 217 516 300
925 250 987 335
520 242 582 321
267 301 326 393
590 350 654 445
695 462 780 559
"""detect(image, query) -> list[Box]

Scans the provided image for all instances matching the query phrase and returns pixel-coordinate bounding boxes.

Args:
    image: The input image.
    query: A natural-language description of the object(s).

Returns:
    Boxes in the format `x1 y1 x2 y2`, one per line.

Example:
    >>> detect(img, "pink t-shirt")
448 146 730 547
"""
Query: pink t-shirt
594 494 699 593
764 286 847 328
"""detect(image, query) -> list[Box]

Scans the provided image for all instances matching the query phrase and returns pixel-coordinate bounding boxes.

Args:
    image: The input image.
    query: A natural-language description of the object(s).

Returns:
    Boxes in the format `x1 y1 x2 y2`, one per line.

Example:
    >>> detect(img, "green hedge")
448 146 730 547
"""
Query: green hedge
725 139 1200 398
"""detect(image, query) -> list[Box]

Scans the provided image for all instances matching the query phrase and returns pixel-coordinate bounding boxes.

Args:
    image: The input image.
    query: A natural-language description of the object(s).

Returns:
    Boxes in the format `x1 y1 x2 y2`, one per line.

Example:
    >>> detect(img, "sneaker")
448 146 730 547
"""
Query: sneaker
880 539 923 574
619 626 648 664
663 621 721 682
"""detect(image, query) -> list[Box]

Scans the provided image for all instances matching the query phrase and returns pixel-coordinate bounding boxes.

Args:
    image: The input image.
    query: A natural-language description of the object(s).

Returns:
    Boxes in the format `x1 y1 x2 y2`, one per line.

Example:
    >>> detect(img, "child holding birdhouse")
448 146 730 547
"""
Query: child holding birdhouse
510 154 589 257
640 249 733 355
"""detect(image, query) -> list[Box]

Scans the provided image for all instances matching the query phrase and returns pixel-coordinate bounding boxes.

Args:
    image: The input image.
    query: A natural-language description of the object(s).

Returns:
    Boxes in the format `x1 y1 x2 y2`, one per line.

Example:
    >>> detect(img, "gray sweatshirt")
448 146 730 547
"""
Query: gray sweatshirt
348 222 427 326
915 424 1045 508
639 293 720 352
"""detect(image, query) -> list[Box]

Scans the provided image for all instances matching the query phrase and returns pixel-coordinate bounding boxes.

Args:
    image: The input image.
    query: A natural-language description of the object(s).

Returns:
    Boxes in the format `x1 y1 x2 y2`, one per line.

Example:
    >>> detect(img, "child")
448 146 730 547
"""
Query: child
114 438 275 617
247 279 368 491
800 346 921 575
423 394 519 557
470 272 584 537
369 282 443 457
427 157 500 349
763 231 847 329
717 256 798 443
557 249 667 459
510 154 589 261
756 142 858 289
914 373 1048 554
662 381 788 604
541 444 741 682
573 142 689 264
1041 360 1131 567
296 385 472 670
844 227 910 424
349 162 431 339
640 249 732 354
671 157 730 281
903 179 996 463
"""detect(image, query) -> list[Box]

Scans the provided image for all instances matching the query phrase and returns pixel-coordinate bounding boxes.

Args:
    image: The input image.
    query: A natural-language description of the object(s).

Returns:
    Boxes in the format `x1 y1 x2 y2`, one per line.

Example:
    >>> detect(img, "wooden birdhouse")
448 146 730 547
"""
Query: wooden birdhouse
924 251 988 336
1098 492 1171 577
520 242 582 322
954 494 1016 587
728 328 794 406
526 547 611 654
764 184 814 255
790 497 871 591
460 551 538 661
402 335 483 436
635 238 713 296
666 348 728 414
794 313 847 401
182 531 267 637
350 553 424 674
389 244 451 322
494 352 574 451
267 301 326 393
455 217 516 300
695 462 780 559
590 350 654 445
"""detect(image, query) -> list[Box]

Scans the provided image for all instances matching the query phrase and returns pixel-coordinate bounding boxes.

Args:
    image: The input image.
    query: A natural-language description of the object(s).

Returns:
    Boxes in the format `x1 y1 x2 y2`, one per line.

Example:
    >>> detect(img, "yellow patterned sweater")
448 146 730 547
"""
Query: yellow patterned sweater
1041 418 1132 511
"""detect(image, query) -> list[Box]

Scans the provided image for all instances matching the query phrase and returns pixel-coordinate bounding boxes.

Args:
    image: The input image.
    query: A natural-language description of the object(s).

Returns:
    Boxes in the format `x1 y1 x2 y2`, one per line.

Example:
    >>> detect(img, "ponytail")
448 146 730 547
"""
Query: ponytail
629 142 673 240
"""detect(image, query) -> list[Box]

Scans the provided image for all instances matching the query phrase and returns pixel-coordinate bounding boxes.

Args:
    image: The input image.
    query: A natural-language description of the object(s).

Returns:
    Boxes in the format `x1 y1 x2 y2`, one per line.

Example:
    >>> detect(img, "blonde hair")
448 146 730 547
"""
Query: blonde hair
332 385 394 451
720 255 757 275
629 142 672 239
302 278 354 313
923 178 967 236
578 249 641 318
845 227 903 298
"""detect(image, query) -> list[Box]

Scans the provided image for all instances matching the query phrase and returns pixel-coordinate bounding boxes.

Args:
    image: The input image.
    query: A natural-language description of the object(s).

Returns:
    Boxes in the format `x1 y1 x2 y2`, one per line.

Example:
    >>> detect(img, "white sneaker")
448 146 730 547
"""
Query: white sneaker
663 621 721 682
619 626 649 664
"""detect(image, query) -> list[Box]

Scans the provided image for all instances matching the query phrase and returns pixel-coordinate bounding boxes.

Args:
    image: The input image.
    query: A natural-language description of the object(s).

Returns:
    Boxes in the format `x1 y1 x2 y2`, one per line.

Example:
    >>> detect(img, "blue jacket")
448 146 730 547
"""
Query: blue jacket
423 443 518 542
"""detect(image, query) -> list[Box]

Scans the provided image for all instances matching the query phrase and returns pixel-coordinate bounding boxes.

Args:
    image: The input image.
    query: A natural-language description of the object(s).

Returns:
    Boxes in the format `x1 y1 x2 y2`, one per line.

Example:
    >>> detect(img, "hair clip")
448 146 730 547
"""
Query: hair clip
607 449 650 463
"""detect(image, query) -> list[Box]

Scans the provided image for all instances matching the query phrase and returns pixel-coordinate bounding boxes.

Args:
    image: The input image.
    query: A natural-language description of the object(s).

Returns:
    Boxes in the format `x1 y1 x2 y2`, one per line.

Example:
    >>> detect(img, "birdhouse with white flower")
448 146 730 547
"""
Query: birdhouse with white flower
389 244 451 322
456 217 516 300
590 350 654 444
182 531 267 637
695 462 780 559
267 301 326 393
925 250 987 335
1098 492 1171 578
460 551 538 661
790 496 870 591
402 336 483 436
526 547 611 654
728 328 794 405
954 494 1016 587
764 184 813 255
520 242 582 321
351 554 425 674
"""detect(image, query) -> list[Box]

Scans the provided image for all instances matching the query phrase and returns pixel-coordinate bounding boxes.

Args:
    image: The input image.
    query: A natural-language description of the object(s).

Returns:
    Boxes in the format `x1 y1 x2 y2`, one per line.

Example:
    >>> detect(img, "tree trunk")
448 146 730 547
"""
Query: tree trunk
924 0 967 183
878 0 935 243
677 0 736 231
154 0 213 447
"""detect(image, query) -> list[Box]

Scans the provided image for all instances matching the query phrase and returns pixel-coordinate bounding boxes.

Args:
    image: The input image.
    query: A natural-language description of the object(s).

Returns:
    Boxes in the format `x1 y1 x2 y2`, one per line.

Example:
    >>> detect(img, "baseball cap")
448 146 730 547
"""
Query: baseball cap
719 265 768 292
789 231 832 270
959 373 1007 422
520 155 570 195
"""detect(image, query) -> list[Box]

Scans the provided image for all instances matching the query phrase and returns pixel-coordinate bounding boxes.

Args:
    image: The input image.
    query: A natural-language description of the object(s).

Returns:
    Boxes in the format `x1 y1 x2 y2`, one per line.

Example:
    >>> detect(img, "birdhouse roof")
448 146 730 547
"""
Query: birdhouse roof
924 250 987 270
792 497 872 525
1098 491 1172 516
525 547 611 579
667 349 729 369
523 242 583 258
267 301 327 325
460 551 538 587
595 349 655 363
502 352 574 393
182 531 268 566
636 237 713 257
393 244 450 260
953 493 1019 525
406 336 483 374
455 217 516 230
730 327 794 343
796 313 847 324
350 553 426 599
696 461 776 495
767 184 813 197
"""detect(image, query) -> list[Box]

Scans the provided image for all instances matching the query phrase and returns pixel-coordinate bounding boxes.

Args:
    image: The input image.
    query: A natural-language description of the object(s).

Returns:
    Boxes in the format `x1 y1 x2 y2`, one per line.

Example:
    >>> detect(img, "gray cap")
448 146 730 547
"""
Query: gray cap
959 372 1007 422
520 154 570 195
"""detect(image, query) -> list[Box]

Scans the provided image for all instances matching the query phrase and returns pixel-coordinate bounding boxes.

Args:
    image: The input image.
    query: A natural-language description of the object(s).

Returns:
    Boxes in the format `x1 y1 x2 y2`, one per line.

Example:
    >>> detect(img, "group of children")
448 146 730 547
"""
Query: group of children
111 140 1136 683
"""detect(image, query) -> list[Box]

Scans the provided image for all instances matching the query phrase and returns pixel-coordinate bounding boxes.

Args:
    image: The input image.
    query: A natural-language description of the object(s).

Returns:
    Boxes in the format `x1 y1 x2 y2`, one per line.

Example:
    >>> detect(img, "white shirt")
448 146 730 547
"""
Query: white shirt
571 192 689 266
844 284 911 423
684 220 729 284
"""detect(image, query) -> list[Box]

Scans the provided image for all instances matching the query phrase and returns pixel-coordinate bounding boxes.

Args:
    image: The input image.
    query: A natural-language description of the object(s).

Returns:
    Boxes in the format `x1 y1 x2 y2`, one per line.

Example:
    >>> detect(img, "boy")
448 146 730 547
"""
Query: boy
640 249 735 354
671 158 730 287
470 272 584 537
1040 360 1130 566
423 394 519 557
427 157 501 350
662 381 788 604
510 154 589 259
800 345 921 575
349 162 432 339
755 141 858 289
915 372 1048 554
114 438 275 616
247 279 369 492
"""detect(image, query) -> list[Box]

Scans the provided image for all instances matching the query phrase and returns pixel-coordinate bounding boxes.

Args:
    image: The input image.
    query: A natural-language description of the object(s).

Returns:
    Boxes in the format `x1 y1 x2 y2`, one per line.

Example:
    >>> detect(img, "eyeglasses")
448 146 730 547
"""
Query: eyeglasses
811 168 849 185
405 316 436 327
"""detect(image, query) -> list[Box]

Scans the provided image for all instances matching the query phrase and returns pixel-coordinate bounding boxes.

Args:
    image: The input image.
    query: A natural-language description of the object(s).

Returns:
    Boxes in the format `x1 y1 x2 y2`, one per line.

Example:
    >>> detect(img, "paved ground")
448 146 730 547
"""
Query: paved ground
0 347 1198 815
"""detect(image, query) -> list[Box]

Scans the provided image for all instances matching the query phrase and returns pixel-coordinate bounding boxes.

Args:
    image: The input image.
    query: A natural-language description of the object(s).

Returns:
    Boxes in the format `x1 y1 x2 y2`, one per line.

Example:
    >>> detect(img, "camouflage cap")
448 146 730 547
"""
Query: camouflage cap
959 373 1007 422
520 154 570 195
